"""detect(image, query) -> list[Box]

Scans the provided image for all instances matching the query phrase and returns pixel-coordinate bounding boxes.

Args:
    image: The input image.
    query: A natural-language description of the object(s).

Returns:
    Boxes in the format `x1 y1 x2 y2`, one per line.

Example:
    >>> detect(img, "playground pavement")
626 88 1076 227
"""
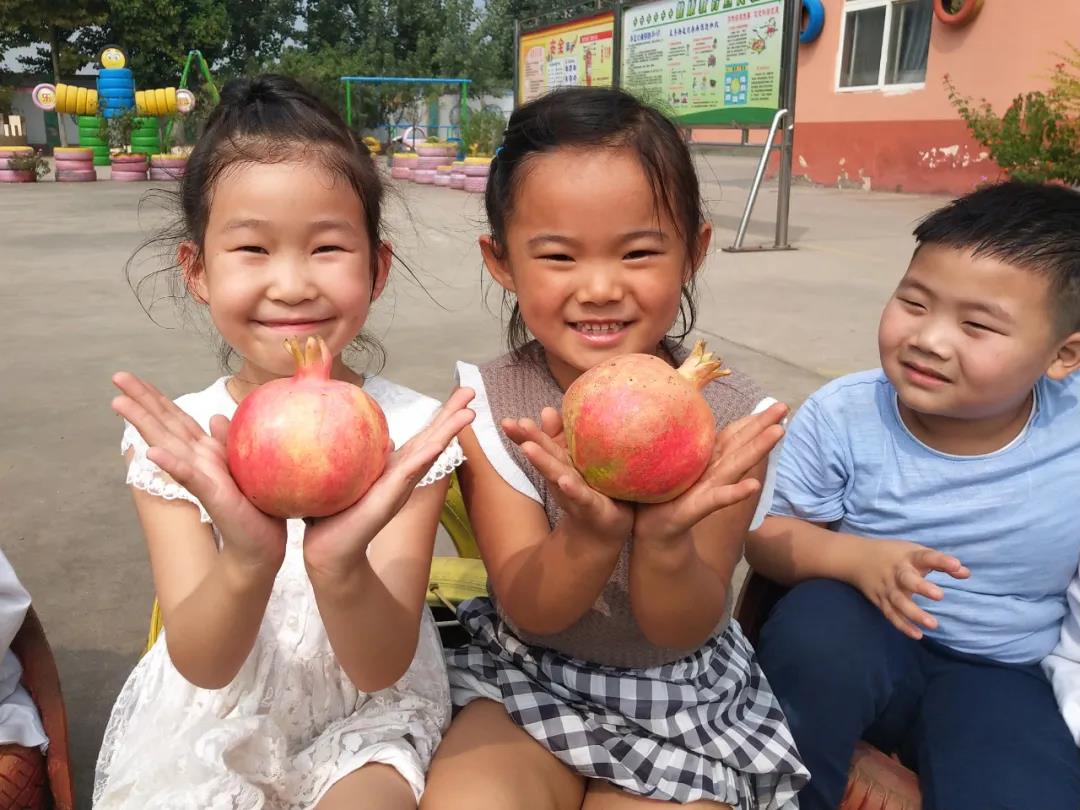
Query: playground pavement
0 153 949 807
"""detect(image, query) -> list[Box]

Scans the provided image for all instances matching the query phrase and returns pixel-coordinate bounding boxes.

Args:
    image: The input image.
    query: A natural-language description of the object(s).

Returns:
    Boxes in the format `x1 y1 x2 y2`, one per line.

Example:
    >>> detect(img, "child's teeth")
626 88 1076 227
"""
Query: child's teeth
580 322 622 333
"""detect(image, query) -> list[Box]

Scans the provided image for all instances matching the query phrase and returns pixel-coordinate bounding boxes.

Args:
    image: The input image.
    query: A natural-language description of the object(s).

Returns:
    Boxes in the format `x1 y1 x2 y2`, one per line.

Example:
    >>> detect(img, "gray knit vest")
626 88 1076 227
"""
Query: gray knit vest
477 339 766 668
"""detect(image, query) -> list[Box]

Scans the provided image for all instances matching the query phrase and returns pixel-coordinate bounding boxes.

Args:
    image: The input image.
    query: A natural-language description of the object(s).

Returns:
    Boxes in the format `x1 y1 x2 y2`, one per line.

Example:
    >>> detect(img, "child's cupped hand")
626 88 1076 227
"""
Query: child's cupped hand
502 408 634 543
111 372 288 571
301 387 476 580
633 402 788 544
854 540 971 640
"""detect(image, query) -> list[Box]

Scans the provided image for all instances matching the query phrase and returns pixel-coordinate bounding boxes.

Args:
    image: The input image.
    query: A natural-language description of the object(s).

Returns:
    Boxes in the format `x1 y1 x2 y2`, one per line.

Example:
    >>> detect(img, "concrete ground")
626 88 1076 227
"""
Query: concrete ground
0 154 948 807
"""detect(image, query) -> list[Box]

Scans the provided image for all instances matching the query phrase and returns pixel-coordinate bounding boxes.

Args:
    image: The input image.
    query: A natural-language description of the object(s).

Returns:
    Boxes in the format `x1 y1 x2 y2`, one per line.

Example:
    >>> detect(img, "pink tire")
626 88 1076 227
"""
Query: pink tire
416 156 444 170
0 148 33 158
463 164 490 177
390 166 412 180
391 155 417 168
112 169 147 182
412 169 436 184
111 153 148 165
56 169 97 182
434 174 451 187
55 157 94 170
0 169 35 182
149 156 187 169
112 161 148 173
464 175 488 193
149 168 184 181
450 173 466 189
416 145 445 157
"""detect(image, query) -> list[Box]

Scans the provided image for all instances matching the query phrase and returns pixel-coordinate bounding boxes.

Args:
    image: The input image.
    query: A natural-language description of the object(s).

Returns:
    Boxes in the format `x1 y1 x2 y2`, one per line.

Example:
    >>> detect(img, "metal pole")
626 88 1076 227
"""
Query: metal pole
612 3 623 88
774 0 802 249
728 108 787 251
345 80 353 129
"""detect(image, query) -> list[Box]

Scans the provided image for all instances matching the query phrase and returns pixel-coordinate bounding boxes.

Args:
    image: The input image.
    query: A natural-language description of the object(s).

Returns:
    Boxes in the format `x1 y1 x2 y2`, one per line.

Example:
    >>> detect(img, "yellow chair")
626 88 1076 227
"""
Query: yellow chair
145 473 486 653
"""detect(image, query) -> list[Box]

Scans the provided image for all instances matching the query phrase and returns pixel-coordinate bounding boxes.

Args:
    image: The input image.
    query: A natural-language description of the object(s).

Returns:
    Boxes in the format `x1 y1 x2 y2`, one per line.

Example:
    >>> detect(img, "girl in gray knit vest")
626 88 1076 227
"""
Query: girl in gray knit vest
422 88 808 810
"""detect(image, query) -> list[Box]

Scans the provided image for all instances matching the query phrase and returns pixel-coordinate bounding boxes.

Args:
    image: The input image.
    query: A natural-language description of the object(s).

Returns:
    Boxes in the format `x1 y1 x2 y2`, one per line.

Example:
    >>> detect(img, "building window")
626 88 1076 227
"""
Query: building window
838 0 933 90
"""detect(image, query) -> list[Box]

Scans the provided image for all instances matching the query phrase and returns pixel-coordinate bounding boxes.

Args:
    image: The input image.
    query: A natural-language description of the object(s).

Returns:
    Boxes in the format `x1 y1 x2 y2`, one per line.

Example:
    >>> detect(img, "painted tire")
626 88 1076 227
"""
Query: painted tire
99 68 133 81
412 169 437 184
112 169 148 182
131 137 161 149
111 153 148 164
416 145 447 157
96 77 134 93
54 147 93 157
56 169 97 182
0 169 35 182
416 156 445 170
77 115 99 126
150 156 187 168
149 168 184 181
933 0 983 25
463 164 490 177
450 173 466 189
390 166 412 180
464 176 488 194
800 0 825 43
434 174 451 187
55 159 94 172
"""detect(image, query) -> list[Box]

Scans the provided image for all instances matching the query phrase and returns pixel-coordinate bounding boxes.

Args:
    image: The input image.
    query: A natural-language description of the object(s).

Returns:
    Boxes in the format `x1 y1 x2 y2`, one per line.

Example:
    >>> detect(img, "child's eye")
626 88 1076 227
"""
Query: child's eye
625 250 658 260
237 245 267 254
314 245 345 254
541 253 573 262
963 321 997 334
898 297 925 311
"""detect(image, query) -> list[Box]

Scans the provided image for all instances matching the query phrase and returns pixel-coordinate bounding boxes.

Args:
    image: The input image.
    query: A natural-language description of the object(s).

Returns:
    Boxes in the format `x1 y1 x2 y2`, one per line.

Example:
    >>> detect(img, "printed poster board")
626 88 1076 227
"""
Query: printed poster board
620 0 784 126
518 12 617 105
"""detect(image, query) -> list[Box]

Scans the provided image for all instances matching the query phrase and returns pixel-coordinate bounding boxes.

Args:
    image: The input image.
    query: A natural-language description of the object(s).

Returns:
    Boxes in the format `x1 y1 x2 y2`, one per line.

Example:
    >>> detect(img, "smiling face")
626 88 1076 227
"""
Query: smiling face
481 146 708 390
183 159 389 385
878 245 1068 424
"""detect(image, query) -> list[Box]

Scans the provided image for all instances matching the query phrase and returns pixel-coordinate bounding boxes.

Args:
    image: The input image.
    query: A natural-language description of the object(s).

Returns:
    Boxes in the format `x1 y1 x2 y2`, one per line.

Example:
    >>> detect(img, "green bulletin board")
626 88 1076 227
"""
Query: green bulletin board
620 0 785 126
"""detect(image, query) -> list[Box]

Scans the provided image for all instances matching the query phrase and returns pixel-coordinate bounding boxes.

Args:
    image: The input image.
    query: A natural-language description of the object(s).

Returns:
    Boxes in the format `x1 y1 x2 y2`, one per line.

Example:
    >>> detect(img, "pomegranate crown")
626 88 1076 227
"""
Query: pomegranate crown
283 335 332 379
678 339 731 389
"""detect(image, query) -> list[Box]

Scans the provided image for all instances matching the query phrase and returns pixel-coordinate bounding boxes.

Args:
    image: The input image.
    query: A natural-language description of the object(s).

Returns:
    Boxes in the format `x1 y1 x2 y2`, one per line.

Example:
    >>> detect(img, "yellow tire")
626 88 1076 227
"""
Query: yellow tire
147 90 160 116
86 88 99 115
165 87 177 114
75 87 88 115
135 90 146 115
155 88 168 116
55 83 69 113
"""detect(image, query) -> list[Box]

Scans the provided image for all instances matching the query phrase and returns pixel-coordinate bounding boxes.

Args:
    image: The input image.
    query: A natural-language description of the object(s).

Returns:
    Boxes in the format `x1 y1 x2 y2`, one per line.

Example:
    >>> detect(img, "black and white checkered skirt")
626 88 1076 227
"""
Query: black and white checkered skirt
446 598 808 809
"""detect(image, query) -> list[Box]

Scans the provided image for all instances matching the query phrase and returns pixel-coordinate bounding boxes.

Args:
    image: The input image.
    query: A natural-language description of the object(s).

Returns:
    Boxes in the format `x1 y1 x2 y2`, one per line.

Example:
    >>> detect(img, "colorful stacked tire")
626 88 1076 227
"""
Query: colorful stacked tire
390 153 417 181
130 118 161 158
54 147 96 182
98 68 135 119
412 168 437 185
51 83 100 116
417 144 449 158
463 157 491 194
434 165 452 187
416 155 445 170
111 153 148 182
449 161 466 189
76 116 110 166
149 154 187 181
0 147 36 183
135 87 179 117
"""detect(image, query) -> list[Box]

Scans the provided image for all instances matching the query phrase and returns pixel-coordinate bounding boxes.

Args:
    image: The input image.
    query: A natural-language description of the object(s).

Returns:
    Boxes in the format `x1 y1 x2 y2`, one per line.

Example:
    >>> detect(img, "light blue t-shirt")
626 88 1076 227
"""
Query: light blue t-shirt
770 369 1080 664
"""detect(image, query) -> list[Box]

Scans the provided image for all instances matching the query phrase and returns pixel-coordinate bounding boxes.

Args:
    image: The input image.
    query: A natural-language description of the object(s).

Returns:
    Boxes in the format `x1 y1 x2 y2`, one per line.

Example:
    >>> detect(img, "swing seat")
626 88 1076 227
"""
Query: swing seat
145 473 488 654
735 572 922 810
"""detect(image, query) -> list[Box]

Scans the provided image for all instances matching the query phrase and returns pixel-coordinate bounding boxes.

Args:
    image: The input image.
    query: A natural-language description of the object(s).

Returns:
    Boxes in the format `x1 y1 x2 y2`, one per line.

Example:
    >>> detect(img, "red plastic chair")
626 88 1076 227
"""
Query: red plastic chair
735 572 921 810
3 606 74 810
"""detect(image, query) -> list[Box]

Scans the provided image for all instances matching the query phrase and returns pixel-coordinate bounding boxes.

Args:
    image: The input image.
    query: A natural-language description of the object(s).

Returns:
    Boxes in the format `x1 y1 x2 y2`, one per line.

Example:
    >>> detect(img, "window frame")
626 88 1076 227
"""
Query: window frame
835 0 930 94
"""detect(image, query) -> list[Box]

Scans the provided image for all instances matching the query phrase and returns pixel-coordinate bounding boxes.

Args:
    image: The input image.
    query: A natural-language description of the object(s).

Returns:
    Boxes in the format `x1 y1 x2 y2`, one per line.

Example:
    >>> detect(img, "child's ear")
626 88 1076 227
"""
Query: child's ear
370 240 392 303
480 234 515 293
688 222 713 280
178 241 208 304
1047 331 1080 381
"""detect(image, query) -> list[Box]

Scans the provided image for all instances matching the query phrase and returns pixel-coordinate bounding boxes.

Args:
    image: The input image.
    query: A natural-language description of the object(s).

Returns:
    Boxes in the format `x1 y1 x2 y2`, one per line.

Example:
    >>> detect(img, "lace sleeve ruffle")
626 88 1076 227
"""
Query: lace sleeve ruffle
121 421 212 523
417 437 465 488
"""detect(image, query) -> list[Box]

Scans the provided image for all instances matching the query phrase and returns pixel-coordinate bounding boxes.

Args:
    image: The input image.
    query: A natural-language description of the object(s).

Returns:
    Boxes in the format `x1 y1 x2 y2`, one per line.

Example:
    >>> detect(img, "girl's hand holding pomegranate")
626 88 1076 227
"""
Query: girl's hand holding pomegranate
111 372 288 573
301 386 477 582
632 402 788 546
502 408 633 544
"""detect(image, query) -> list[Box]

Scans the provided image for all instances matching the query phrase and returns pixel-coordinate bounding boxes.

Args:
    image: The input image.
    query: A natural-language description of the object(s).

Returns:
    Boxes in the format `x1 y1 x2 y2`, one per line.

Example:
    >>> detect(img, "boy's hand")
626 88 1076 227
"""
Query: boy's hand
502 408 633 544
854 540 971 640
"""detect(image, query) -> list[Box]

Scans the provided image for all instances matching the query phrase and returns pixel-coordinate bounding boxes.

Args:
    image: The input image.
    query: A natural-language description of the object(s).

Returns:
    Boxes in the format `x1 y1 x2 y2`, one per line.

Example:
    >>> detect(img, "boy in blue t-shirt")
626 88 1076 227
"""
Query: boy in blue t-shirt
747 182 1080 810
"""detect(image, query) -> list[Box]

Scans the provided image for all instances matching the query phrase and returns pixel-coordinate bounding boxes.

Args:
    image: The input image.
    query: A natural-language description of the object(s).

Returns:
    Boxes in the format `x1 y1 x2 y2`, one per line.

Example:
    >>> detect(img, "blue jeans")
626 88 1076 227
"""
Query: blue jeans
756 579 1080 810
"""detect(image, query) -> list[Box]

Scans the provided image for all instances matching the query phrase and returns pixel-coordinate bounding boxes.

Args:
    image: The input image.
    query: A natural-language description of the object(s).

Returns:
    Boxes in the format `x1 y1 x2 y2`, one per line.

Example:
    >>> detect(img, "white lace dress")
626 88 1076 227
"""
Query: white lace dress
94 376 463 810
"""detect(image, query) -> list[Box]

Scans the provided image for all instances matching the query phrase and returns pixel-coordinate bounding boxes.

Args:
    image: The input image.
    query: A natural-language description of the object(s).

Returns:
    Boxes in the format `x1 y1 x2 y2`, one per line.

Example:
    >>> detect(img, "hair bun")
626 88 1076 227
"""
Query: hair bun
218 75 308 109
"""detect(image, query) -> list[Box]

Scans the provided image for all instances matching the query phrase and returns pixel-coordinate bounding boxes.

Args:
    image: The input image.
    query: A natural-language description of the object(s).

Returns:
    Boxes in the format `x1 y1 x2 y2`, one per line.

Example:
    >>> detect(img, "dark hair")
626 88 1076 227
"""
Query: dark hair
485 87 706 353
128 74 387 369
914 181 1080 334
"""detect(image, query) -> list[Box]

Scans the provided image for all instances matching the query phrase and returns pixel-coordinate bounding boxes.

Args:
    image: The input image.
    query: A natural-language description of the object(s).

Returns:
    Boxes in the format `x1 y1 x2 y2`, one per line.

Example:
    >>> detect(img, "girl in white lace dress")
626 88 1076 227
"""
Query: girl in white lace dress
93 75 474 810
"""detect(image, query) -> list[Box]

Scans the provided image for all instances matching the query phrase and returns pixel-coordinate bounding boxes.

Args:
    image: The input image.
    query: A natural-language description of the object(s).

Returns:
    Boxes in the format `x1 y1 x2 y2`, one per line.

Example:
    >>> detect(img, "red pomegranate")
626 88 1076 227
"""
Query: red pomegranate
563 341 728 503
227 336 391 518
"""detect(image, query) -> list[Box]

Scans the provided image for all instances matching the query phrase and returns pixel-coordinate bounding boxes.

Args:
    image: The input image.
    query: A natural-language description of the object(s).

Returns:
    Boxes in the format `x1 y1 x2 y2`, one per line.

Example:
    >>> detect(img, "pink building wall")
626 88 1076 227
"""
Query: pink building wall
697 0 1079 193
